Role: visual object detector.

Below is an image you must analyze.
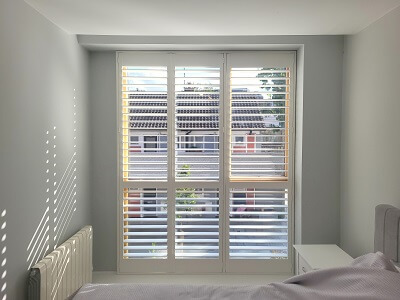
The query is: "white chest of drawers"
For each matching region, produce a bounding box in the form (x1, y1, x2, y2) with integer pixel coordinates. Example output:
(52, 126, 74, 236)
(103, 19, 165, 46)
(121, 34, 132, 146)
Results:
(293, 244, 353, 275)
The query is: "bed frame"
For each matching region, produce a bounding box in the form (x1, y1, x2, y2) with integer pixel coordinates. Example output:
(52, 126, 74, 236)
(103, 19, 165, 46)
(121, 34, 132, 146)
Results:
(28, 205, 400, 300)
(28, 226, 92, 300)
(374, 204, 400, 265)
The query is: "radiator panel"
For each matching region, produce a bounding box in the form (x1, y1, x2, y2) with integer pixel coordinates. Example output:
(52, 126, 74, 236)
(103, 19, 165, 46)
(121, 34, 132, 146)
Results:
(28, 226, 92, 300)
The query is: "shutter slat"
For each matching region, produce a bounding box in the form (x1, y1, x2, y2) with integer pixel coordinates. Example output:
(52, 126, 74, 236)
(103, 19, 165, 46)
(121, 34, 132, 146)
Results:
(176, 246, 219, 250)
(230, 253, 287, 257)
(230, 239, 287, 243)
(174, 253, 218, 257)
(175, 239, 218, 243)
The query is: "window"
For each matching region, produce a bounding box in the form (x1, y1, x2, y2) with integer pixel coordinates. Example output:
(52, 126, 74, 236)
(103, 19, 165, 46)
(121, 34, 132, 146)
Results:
(130, 136, 139, 143)
(143, 136, 157, 152)
(235, 136, 245, 143)
(118, 52, 295, 273)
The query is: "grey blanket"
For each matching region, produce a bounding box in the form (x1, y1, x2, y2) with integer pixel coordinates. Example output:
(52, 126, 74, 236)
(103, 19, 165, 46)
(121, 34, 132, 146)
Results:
(74, 252, 400, 300)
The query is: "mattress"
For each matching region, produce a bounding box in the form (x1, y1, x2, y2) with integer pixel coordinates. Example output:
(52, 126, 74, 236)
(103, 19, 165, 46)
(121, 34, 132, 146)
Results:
(74, 252, 400, 300)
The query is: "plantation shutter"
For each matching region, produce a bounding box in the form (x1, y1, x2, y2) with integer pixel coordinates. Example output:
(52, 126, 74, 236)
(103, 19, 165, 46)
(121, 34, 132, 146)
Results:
(174, 65, 221, 259)
(118, 52, 295, 274)
(225, 52, 294, 273)
(172, 53, 224, 273)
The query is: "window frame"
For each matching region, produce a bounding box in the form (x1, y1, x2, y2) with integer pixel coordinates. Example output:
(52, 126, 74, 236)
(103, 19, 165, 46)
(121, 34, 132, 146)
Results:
(117, 51, 296, 274)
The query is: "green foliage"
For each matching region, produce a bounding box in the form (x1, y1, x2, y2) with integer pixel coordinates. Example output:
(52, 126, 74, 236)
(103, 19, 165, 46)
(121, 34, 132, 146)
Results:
(176, 164, 198, 219)
(149, 242, 157, 254)
(257, 68, 288, 128)
(177, 164, 191, 177)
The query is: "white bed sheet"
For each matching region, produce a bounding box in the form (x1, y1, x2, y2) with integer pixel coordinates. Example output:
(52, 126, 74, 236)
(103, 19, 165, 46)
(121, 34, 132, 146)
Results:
(73, 252, 400, 300)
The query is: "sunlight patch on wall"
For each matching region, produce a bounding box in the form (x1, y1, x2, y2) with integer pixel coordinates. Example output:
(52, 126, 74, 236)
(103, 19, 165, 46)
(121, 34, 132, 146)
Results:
(54, 91, 78, 247)
(27, 90, 79, 270)
(0, 209, 7, 300)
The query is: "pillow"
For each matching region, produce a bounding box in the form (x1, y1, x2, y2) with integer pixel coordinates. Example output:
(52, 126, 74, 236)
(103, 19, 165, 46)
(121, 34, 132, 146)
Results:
(351, 252, 398, 272)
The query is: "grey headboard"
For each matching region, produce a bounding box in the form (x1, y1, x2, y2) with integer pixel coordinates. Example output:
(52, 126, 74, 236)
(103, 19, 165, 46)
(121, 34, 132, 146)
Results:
(375, 204, 400, 263)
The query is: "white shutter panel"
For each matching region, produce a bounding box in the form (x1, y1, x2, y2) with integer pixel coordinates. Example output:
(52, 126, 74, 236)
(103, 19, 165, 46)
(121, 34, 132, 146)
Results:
(173, 65, 222, 260)
(225, 52, 294, 273)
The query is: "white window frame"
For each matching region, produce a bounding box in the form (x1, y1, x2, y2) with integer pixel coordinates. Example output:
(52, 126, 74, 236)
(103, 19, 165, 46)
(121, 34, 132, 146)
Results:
(117, 51, 296, 274)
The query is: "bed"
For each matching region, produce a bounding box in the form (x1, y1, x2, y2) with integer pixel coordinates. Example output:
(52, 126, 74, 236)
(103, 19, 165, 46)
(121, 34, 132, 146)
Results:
(30, 205, 400, 300)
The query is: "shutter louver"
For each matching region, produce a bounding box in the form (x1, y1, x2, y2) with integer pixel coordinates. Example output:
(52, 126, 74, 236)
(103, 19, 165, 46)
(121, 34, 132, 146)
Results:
(229, 188, 288, 259)
(123, 188, 168, 259)
(175, 188, 219, 259)
(175, 67, 220, 181)
(122, 66, 168, 181)
(229, 68, 290, 180)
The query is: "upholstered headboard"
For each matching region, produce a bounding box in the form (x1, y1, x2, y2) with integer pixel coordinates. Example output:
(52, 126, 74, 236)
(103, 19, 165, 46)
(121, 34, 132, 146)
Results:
(375, 204, 400, 264)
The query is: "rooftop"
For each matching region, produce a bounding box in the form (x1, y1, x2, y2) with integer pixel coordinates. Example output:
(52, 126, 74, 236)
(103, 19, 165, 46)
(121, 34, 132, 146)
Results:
(128, 93, 280, 130)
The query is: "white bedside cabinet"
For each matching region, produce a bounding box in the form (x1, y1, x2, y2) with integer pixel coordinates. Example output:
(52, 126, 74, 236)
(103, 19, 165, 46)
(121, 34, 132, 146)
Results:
(293, 244, 353, 275)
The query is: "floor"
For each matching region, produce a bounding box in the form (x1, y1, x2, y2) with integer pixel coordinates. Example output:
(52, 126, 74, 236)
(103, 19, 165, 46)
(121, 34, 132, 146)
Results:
(93, 272, 291, 285)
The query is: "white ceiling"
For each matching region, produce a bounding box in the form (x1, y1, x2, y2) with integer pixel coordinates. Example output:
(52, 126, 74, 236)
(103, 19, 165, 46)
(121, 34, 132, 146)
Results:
(25, 0, 400, 36)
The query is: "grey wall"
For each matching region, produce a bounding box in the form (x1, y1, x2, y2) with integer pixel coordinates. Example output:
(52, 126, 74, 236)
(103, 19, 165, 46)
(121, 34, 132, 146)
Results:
(89, 35, 343, 271)
(341, 6, 400, 258)
(0, 1, 91, 299)
(89, 52, 118, 271)
(299, 37, 343, 245)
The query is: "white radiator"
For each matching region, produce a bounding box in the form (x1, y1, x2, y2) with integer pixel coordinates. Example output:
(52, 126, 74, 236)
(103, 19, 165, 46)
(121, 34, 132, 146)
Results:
(29, 226, 93, 300)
